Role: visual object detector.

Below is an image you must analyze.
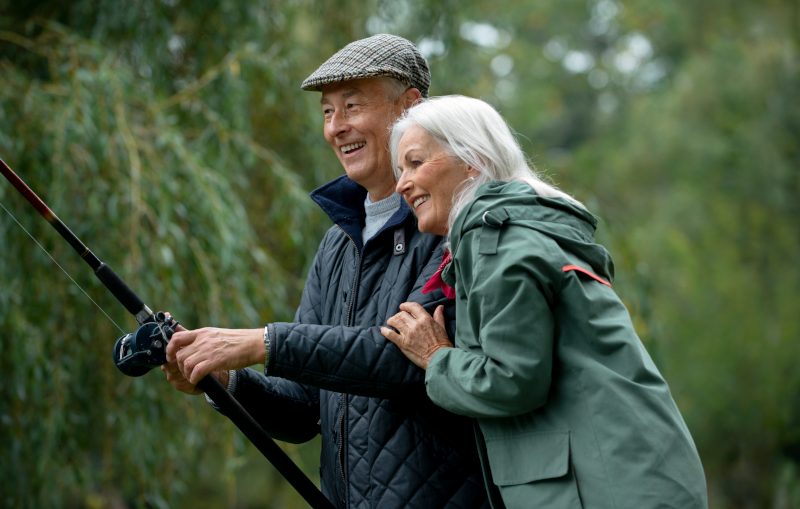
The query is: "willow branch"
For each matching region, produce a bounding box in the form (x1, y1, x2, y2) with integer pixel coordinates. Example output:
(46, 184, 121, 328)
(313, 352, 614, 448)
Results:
(158, 50, 241, 111)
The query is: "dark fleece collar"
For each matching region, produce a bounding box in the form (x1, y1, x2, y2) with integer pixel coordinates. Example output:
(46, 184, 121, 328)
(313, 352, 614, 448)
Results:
(310, 174, 412, 251)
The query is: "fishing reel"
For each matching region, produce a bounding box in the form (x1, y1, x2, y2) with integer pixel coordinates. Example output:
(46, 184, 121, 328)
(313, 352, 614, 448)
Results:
(112, 311, 179, 377)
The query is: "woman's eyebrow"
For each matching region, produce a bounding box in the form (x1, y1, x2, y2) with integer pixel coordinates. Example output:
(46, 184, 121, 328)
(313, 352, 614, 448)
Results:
(402, 148, 420, 160)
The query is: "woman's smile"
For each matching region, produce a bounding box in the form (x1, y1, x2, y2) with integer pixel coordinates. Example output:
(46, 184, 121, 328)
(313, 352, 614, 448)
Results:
(413, 195, 431, 209)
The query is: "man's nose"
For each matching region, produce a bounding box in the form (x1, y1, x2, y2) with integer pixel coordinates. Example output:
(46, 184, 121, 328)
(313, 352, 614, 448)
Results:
(327, 110, 350, 138)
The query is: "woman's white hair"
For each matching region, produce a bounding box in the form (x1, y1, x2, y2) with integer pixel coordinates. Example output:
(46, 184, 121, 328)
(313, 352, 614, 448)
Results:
(389, 95, 585, 235)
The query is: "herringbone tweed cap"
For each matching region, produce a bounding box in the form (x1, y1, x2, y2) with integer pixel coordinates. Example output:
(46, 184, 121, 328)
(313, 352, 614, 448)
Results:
(301, 34, 430, 97)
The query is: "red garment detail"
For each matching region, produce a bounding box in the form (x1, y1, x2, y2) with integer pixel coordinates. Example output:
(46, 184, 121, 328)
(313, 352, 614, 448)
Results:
(422, 251, 455, 299)
(562, 265, 612, 287)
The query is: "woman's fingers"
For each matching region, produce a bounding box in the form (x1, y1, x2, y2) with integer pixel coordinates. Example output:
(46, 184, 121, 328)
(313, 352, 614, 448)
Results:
(399, 301, 429, 320)
(387, 311, 413, 332)
(380, 327, 402, 344)
(384, 302, 453, 370)
(433, 305, 446, 329)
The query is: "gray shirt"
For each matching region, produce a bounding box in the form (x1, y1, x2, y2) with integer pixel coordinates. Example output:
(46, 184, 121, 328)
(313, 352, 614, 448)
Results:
(362, 192, 402, 243)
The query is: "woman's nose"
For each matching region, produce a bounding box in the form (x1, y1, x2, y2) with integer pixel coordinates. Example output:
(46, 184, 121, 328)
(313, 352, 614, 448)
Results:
(395, 172, 412, 196)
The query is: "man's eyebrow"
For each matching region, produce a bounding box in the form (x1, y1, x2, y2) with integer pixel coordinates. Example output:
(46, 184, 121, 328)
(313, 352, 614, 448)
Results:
(320, 88, 363, 104)
(341, 89, 362, 99)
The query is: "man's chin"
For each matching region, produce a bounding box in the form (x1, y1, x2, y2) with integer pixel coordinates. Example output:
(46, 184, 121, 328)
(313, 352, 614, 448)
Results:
(343, 162, 378, 185)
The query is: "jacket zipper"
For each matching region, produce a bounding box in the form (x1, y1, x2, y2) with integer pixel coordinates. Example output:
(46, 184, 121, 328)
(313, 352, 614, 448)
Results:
(338, 393, 348, 501)
(336, 225, 362, 507)
(338, 225, 361, 327)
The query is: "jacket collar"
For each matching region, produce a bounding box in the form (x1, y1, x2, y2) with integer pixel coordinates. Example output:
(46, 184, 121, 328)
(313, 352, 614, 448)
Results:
(310, 174, 412, 251)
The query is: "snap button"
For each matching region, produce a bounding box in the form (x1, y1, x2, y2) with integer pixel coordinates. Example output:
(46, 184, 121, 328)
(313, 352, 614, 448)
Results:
(482, 210, 503, 228)
(395, 243, 403, 252)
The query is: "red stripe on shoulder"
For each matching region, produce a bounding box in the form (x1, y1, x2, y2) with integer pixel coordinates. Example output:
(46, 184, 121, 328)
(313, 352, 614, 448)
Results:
(562, 265, 612, 287)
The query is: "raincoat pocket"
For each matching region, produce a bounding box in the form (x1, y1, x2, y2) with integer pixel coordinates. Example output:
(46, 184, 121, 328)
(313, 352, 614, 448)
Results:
(485, 430, 582, 509)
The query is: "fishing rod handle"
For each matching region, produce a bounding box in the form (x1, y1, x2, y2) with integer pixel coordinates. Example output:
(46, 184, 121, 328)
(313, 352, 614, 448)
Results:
(94, 262, 152, 323)
(197, 375, 336, 509)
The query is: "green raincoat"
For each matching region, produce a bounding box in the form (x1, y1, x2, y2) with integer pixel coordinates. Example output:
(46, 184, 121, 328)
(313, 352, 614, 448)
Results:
(426, 180, 707, 509)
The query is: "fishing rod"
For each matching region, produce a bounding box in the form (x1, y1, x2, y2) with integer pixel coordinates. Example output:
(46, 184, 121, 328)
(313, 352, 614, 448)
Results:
(0, 157, 334, 509)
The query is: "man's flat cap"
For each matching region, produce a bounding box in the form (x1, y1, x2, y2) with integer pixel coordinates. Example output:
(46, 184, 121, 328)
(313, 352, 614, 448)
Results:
(301, 34, 430, 97)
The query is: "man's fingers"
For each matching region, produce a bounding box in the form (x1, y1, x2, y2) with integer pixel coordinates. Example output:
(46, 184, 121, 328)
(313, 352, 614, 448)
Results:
(189, 360, 213, 385)
(163, 312, 188, 333)
(166, 330, 196, 361)
(164, 364, 187, 382)
(172, 379, 201, 394)
(161, 359, 181, 374)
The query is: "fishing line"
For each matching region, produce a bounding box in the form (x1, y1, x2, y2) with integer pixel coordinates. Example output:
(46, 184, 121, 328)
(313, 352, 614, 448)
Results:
(0, 199, 126, 334)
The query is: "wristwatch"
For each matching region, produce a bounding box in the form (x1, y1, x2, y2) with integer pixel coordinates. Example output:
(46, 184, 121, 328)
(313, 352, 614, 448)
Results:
(264, 325, 270, 368)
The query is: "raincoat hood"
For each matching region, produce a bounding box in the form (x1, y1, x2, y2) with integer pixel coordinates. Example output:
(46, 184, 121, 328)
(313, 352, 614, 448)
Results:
(444, 180, 615, 285)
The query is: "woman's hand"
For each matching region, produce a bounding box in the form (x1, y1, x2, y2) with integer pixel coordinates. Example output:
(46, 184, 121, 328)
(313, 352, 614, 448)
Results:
(381, 302, 453, 370)
(165, 325, 265, 385)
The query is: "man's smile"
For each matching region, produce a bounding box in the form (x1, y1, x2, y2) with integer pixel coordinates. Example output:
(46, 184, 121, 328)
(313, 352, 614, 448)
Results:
(341, 142, 366, 157)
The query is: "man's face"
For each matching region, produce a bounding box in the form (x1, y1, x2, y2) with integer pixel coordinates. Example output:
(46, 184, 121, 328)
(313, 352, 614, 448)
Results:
(320, 78, 407, 198)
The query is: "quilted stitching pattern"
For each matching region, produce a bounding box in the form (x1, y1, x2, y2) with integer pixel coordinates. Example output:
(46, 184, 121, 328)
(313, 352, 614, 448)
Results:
(268, 220, 489, 508)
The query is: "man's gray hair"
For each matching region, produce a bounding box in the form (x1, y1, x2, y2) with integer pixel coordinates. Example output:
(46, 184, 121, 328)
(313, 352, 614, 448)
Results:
(390, 95, 585, 236)
(380, 76, 411, 102)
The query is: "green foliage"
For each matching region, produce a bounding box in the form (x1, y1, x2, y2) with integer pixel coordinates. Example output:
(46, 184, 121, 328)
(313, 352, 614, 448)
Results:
(0, 15, 324, 509)
(0, 0, 798, 507)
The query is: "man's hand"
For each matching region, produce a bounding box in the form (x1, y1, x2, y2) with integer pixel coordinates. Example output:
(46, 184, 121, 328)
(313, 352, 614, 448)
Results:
(165, 325, 265, 385)
(158, 317, 230, 395)
(161, 359, 229, 395)
(381, 302, 453, 370)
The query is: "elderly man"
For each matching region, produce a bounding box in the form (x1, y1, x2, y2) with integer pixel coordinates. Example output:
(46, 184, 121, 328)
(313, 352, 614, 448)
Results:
(162, 35, 489, 509)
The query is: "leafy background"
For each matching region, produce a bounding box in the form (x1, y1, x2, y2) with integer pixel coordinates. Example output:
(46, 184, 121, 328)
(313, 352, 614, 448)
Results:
(0, 0, 798, 507)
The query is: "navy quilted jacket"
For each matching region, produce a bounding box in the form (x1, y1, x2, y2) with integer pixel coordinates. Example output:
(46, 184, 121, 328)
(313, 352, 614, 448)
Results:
(226, 176, 488, 509)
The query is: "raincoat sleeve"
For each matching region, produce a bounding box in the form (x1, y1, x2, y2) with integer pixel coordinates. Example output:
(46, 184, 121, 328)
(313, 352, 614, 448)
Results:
(424, 227, 562, 418)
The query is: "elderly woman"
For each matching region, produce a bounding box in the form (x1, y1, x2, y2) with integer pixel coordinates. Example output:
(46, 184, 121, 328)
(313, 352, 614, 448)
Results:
(380, 96, 707, 509)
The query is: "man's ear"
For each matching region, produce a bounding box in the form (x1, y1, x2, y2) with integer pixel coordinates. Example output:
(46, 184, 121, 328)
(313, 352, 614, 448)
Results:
(400, 87, 422, 109)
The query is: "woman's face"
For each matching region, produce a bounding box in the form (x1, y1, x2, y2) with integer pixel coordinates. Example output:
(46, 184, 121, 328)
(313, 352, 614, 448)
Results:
(395, 125, 475, 236)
